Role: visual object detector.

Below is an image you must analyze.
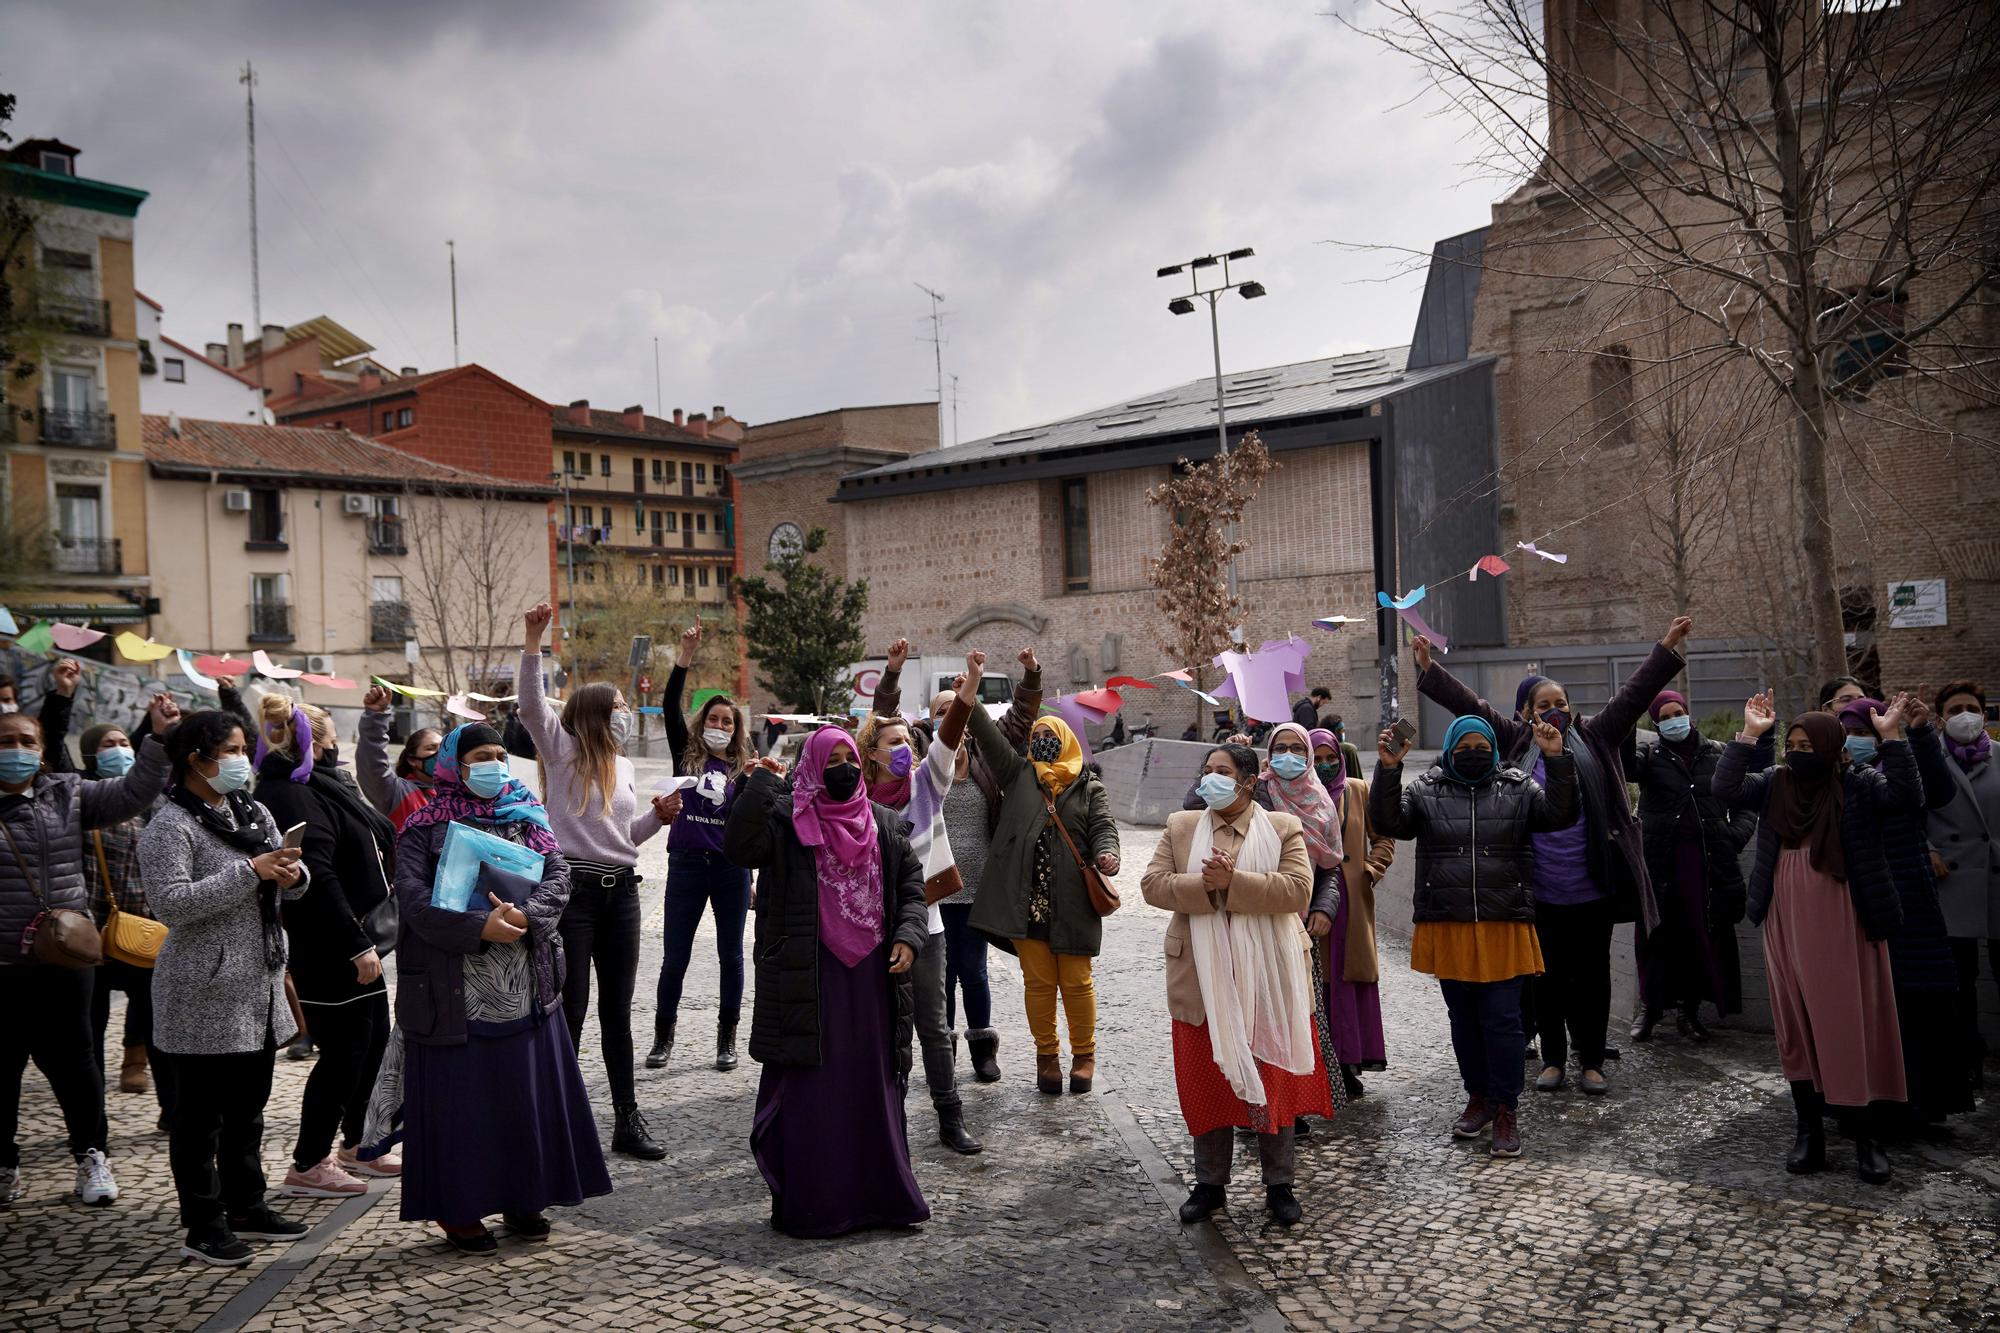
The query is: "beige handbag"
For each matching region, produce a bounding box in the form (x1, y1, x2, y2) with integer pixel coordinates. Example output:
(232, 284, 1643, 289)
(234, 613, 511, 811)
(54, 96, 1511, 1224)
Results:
(95, 831, 167, 968)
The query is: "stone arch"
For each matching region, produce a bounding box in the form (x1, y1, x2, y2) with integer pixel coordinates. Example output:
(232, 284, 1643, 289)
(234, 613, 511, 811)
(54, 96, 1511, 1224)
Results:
(947, 604, 1049, 642)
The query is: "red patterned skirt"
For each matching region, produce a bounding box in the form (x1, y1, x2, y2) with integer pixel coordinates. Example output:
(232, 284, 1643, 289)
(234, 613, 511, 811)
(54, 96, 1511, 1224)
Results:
(1172, 1018, 1336, 1137)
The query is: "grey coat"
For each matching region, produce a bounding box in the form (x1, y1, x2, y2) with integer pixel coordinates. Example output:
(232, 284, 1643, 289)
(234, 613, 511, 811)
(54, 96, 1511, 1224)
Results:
(142, 799, 308, 1055)
(1930, 753, 1999, 939)
(0, 737, 171, 966)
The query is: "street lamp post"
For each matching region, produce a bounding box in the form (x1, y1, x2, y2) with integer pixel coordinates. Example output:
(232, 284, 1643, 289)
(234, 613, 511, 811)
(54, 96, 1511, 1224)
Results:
(1157, 248, 1266, 647)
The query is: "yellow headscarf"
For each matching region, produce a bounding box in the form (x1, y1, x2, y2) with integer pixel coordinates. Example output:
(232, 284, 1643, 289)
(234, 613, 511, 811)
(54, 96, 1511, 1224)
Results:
(1030, 716, 1085, 798)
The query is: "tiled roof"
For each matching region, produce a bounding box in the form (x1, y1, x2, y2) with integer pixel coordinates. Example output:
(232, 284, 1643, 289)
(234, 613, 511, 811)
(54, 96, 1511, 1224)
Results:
(142, 415, 551, 496)
(553, 406, 732, 449)
(272, 367, 456, 415)
(134, 289, 163, 311)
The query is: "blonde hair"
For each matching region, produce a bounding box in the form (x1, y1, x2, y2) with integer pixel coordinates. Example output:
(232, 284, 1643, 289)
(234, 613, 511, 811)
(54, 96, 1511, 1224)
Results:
(558, 682, 622, 818)
(855, 714, 911, 787)
(258, 692, 333, 759)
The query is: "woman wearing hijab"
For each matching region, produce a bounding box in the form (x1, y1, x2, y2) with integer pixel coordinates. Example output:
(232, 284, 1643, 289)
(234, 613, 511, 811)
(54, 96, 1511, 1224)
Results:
(1833, 693, 1971, 1127)
(1370, 712, 1574, 1159)
(725, 725, 930, 1238)
(967, 710, 1121, 1095)
(1714, 693, 1916, 1183)
(356, 685, 438, 830)
(1144, 742, 1323, 1225)
(520, 603, 672, 1160)
(1928, 681, 1997, 1089)
(251, 696, 401, 1199)
(382, 721, 606, 1256)
(78, 720, 171, 1110)
(1302, 727, 1393, 1097)
(1629, 692, 1760, 1041)
(1256, 725, 1342, 1124)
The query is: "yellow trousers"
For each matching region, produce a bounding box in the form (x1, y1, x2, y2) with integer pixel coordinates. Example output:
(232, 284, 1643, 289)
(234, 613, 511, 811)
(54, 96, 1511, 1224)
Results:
(1015, 939, 1096, 1058)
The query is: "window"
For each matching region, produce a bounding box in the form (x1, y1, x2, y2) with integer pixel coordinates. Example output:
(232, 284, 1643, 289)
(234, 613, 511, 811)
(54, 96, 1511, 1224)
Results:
(563, 450, 576, 476)
(665, 511, 679, 532)
(651, 512, 665, 544)
(1823, 286, 1909, 398)
(579, 505, 595, 528)
(1590, 345, 1635, 450)
(714, 465, 726, 487)
(250, 573, 291, 640)
(38, 150, 75, 176)
(600, 454, 611, 477)
(565, 504, 577, 527)
(697, 567, 710, 588)
(652, 459, 664, 482)
(681, 461, 693, 483)
(695, 463, 706, 484)
(42, 247, 91, 270)
(252, 573, 286, 606)
(696, 513, 707, 534)
(396, 408, 413, 428)
(633, 458, 645, 492)
(635, 503, 645, 531)
(652, 565, 664, 587)
(53, 486, 101, 570)
(248, 488, 285, 545)
(162, 358, 186, 383)
(668, 566, 680, 585)
(382, 410, 395, 432)
(1060, 477, 1090, 592)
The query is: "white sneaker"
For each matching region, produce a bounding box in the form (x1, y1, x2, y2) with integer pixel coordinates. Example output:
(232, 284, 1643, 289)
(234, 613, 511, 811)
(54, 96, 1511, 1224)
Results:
(2, 1166, 21, 1206)
(74, 1149, 118, 1206)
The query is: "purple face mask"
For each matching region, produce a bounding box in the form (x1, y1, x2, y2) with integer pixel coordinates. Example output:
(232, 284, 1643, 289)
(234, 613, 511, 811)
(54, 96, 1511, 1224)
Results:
(886, 744, 914, 778)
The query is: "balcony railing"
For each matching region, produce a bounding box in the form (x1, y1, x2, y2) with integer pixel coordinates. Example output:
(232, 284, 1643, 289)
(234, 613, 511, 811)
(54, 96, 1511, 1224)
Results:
(367, 517, 407, 555)
(49, 535, 121, 575)
(38, 295, 111, 337)
(249, 601, 293, 642)
(40, 406, 115, 450)
(370, 600, 413, 644)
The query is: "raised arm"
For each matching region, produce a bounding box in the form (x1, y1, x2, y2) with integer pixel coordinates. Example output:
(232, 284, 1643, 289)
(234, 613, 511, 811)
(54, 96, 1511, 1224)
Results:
(1412, 636, 1527, 756)
(871, 638, 910, 720)
(1355, 780, 1397, 884)
(998, 647, 1045, 749)
(1366, 728, 1423, 840)
(1713, 693, 1779, 810)
(1587, 618, 1691, 744)
(38, 659, 77, 773)
(1861, 696, 1922, 811)
(966, 700, 1027, 789)
(664, 621, 699, 757)
(516, 603, 570, 760)
(723, 764, 787, 869)
(1905, 715, 1958, 813)
(354, 689, 408, 819)
(79, 728, 171, 830)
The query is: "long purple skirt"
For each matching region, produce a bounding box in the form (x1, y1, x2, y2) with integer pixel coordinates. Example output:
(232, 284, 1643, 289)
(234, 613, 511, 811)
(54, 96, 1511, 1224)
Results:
(1635, 834, 1742, 1015)
(1325, 872, 1388, 1069)
(752, 940, 929, 1238)
(400, 1012, 612, 1227)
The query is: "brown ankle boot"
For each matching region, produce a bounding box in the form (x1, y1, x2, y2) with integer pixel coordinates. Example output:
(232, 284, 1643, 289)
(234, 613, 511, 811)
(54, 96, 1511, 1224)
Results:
(1069, 1053, 1096, 1094)
(1036, 1053, 1063, 1095)
(119, 1045, 150, 1095)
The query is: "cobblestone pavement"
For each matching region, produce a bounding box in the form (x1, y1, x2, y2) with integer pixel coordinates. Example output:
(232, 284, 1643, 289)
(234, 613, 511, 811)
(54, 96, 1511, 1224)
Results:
(5, 805, 1996, 1331)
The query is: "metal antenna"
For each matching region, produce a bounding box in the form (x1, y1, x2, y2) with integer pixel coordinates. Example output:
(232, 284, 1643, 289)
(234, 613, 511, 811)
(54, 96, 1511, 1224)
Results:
(447, 239, 460, 366)
(240, 61, 264, 394)
(653, 336, 663, 417)
(915, 282, 946, 445)
(950, 373, 960, 447)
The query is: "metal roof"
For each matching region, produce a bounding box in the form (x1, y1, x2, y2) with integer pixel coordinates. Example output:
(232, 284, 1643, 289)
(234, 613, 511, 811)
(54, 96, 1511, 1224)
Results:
(843, 345, 1471, 484)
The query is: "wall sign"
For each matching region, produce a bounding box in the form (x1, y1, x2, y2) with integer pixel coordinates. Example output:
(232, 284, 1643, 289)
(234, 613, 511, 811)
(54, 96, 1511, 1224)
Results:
(1885, 579, 1947, 629)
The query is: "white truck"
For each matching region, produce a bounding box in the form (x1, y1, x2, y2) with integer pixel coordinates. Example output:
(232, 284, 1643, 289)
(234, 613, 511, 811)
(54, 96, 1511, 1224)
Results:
(846, 656, 1016, 718)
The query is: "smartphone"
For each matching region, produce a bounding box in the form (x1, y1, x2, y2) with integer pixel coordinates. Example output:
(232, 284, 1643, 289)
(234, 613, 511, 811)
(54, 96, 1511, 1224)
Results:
(280, 822, 308, 851)
(1389, 718, 1418, 750)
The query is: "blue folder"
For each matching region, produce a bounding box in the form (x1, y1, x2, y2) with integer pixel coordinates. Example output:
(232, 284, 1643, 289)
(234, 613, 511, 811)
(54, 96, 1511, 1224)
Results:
(431, 821, 546, 914)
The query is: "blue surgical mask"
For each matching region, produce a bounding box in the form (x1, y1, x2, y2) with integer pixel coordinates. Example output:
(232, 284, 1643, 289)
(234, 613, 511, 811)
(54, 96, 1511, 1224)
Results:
(1844, 735, 1878, 765)
(465, 760, 511, 799)
(1196, 773, 1242, 809)
(1656, 716, 1693, 743)
(94, 745, 136, 777)
(0, 749, 41, 784)
(207, 753, 253, 794)
(1269, 753, 1309, 780)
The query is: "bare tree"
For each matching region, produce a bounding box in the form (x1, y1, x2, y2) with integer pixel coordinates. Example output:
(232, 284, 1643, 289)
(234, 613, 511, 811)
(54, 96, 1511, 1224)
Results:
(397, 486, 548, 701)
(1144, 431, 1276, 727)
(1357, 0, 2000, 680)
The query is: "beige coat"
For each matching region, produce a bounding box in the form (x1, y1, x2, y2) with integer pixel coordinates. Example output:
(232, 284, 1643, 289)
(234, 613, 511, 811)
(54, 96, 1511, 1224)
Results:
(1140, 805, 1313, 1026)
(1337, 776, 1397, 985)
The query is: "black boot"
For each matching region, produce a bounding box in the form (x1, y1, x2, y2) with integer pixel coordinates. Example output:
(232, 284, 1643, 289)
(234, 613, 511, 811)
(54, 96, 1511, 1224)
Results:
(1631, 1005, 1661, 1042)
(966, 1028, 1002, 1083)
(1265, 1184, 1302, 1226)
(1178, 1183, 1225, 1224)
(1786, 1081, 1825, 1175)
(645, 1020, 674, 1071)
(715, 1010, 739, 1073)
(1341, 1064, 1365, 1098)
(1854, 1116, 1892, 1185)
(1677, 1009, 1711, 1042)
(611, 1105, 667, 1161)
(936, 1102, 982, 1155)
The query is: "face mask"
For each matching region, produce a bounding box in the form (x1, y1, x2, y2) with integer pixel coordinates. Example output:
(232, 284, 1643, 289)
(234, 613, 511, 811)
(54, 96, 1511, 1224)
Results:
(422, 753, 439, 777)
(321, 744, 341, 768)
(1656, 716, 1693, 742)
(607, 710, 635, 750)
(1315, 761, 1342, 787)
(822, 763, 861, 802)
(0, 749, 39, 784)
(1944, 712, 1987, 743)
(702, 727, 732, 754)
(0, 703, 17, 715)
(1785, 750, 1829, 782)
(1196, 773, 1243, 809)
(206, 753, 253, 794)
(1269, 753, 1309, 780)
(885, 744, 914, 778)
(94, 745, 136, 778)
(1029, 734, 1062, 764)
(1449, 748, 1495, 783)
(1538, 707, 1570, 733)
(465, 760, 511, 799)
(1844, 735, 1878, 765)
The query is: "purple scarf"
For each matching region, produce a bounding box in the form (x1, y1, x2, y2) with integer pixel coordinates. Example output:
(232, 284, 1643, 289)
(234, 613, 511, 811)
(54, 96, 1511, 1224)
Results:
(1947, 729, 1993, 770)
(793, 727, 884, 968)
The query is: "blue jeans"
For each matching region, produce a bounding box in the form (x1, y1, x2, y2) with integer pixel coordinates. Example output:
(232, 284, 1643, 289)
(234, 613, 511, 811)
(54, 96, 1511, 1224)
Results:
(940, 903, 992, 1031)
(654, 849, 751, 1025)
(1439, 976, 1526, 1109)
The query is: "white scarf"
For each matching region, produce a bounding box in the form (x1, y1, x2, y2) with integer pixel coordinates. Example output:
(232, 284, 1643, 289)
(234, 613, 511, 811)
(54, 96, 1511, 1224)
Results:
(1187, 804, 1317, 1105)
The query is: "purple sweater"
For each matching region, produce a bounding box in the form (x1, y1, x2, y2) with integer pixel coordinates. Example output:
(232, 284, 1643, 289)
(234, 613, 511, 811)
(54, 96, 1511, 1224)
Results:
(1530, 753, 1602, 905)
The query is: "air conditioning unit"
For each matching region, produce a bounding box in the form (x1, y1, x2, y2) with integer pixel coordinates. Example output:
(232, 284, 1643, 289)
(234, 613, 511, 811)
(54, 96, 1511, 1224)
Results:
(341, 494, 371, 515)
(305, 654, 336, 674)
(223, 489, 252, 512)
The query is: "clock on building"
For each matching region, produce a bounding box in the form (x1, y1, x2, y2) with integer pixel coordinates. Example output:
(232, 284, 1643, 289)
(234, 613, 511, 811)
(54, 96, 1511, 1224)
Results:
(768, 522, 804, 562)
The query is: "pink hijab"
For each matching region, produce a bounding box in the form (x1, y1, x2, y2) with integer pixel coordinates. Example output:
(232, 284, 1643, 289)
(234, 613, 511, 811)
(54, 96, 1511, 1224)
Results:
(1264, 722, 1343, 870)
(792, 726, 884, 967)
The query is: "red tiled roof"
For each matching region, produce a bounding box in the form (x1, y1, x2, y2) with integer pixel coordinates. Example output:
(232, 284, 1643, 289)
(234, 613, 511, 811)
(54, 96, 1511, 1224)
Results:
(135, 289, 163, 311)
(158, 335, 257, 387)
(554, 406, 736, 450)
(141, 415, 552, 496)
(273, 364, 550, 418)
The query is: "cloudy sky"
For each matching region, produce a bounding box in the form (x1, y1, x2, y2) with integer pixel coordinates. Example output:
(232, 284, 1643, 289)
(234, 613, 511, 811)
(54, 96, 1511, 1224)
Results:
(7, 0, 1496, 443)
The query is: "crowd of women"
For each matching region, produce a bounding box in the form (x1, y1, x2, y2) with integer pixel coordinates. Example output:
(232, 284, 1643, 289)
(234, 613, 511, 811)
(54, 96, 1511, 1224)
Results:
(0, 602, 1991, 1260)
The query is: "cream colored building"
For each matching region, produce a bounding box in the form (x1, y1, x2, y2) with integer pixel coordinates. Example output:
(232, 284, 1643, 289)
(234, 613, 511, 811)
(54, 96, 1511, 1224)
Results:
(142, 415, 556, 709)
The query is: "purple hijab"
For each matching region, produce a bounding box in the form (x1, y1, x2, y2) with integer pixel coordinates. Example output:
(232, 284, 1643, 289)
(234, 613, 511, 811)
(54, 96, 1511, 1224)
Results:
(792, 726, 884, 968)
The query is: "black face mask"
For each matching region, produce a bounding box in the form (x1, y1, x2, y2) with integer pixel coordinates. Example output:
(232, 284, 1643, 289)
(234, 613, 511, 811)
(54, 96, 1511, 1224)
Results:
(822, 763, 861, 802)
(1785, 750, 1830, 783)
(1029, 734, 1062, 763)
(1449, 748, 1495, 783)
(1315, 761, 1342, 787)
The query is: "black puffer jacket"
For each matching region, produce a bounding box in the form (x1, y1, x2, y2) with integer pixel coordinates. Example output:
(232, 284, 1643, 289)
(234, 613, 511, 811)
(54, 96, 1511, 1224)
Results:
(1630, 733, 1764, 926)
(725, 767, 927, 1075)
(1368, 753, 1580, 923)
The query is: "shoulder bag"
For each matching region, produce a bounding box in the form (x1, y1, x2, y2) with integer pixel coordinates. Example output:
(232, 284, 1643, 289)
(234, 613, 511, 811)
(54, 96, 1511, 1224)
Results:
(94, 830, 167, 968)
(3, 820, 102, 968)
(1041, 789, 1120, 916)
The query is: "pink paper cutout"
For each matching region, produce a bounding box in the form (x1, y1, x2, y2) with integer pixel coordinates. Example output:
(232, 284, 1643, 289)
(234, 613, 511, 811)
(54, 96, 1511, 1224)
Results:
(49, 623, 106, 651)
(1073, 687, 1124, 715)
(300, 674, 358, 689)
(445, 695, 486, 721)
(1471, 554, 1510, 580)
(195, 654, 253, 678)
(1397, 607, 1450, 652)
(1105, 676, 1156, 690)
(1161, 669, 1193, 683)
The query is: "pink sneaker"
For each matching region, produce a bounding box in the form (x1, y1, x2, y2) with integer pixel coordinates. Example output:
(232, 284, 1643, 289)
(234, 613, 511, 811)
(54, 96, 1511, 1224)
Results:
(336, 1146, 401, 1178)
(281, 1158, 367, 1198)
